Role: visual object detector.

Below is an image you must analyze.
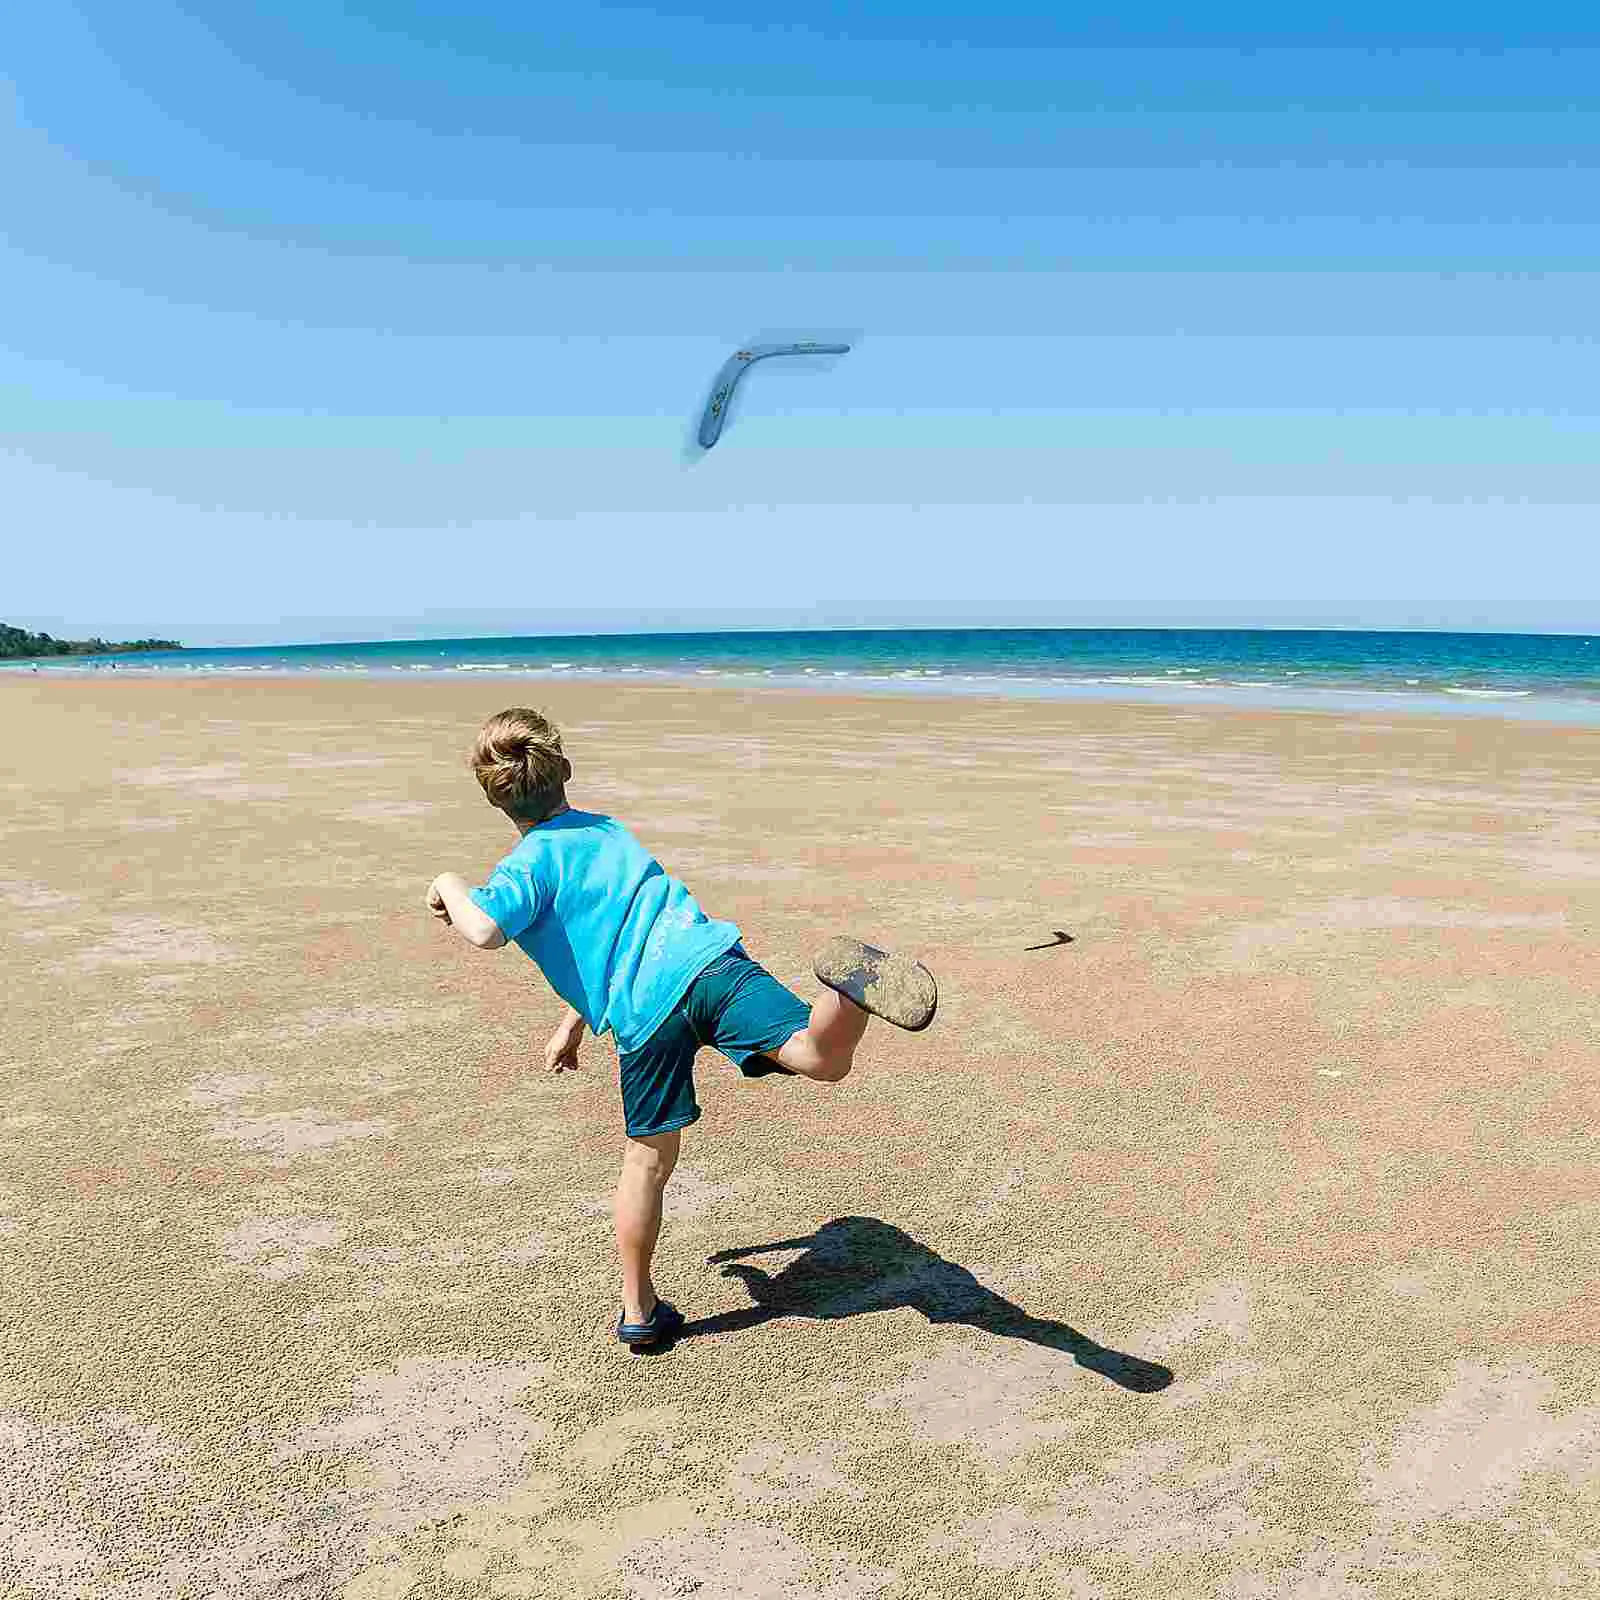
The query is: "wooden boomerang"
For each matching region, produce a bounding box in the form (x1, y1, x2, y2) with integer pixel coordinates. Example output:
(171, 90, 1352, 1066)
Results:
(1025, 931, 1075, 950)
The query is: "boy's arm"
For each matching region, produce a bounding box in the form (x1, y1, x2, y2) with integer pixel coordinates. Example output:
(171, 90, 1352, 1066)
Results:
(427, 872, 507, 950)
(544, 1003, 586, 1072)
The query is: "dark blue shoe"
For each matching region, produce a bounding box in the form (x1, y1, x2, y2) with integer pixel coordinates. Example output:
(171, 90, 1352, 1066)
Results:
(617, 1299, 684, 1348)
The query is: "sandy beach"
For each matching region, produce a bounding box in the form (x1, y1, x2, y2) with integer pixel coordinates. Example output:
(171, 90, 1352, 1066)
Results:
(3, 673, 1597, 1599)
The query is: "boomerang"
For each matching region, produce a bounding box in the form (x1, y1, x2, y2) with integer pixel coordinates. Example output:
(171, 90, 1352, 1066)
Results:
(696, 342, 852, 449)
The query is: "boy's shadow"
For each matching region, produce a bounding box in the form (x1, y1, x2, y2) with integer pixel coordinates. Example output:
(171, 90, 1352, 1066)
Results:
(677, 1216, 1173, 1394)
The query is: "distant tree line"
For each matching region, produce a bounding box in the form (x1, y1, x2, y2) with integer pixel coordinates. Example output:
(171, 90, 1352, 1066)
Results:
(1, 623, 183, 659)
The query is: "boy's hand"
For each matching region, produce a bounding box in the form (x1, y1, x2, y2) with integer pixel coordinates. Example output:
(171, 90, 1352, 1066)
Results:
(544, 1027, 582, 1074)
(426, 872, 506, 950)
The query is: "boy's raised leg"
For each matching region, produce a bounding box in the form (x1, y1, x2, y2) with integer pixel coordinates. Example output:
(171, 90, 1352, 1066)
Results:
(772, 941, 936, 1081)
(616, 1129, 680, 1329)
(772, 985, 871, 1082)
(813, 938, 938, 1032)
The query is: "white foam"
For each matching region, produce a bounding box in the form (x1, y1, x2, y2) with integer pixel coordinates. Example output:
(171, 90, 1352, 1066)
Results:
(1444, 686, 1532, 698)
(1086, 675, 1206, 688)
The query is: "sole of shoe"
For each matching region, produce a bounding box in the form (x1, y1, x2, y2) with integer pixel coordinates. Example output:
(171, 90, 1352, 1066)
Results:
(813, 938, 937, 1032)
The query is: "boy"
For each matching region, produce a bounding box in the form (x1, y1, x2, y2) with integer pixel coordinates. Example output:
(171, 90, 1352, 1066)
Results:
(426, 708, 937, 1349)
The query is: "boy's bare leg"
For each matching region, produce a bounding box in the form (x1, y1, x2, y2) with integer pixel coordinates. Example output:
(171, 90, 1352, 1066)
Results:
(772, 987, 870, 1083)
(616, 1129, 680, 1324)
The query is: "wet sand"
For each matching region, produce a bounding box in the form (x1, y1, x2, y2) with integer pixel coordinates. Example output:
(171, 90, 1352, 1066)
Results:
(3, 674, 1597, 1599)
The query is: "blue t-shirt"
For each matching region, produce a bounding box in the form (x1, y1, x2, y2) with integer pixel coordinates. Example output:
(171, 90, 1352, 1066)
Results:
(468, 810, 741, 1054)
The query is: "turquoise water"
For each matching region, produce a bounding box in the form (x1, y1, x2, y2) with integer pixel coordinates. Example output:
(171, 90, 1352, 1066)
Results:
(14, 629, 1600, 723)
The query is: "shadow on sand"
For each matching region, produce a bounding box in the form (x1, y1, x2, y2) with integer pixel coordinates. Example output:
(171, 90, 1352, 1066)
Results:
(671, 1215, 1173, 1394)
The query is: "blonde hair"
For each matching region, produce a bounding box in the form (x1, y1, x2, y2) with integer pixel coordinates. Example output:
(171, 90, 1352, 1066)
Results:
(470, 708, 568, 821)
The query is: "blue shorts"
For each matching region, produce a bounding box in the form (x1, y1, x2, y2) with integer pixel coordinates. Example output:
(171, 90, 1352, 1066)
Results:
(617, 946, 811, 1138)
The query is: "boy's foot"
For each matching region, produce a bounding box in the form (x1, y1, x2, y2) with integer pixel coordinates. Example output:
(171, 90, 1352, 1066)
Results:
(813, 938, 938, 1032)
(617, 1299, 684, 1349)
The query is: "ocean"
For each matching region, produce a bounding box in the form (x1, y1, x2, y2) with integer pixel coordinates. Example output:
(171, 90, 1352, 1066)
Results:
(13, 629, 1600, 724)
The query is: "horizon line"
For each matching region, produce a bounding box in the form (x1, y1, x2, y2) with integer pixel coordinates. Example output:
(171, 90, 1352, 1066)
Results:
(79, 620, 1600, 651)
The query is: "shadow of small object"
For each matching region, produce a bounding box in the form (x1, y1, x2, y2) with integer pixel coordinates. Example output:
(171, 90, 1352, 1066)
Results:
(680, 1216, 1172, 1395)
(1025, 930, 1075, 951)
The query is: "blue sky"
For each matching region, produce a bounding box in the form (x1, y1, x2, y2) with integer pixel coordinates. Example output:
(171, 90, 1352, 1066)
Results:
(5, 3, 1599, 643)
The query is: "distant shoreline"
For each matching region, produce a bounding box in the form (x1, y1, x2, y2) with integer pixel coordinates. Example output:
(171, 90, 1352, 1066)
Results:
(0, 622, 183, 661)
(7, 625, 1599, 724)
(7, 658, 1600, 728)
(3, 644, 184, 660)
